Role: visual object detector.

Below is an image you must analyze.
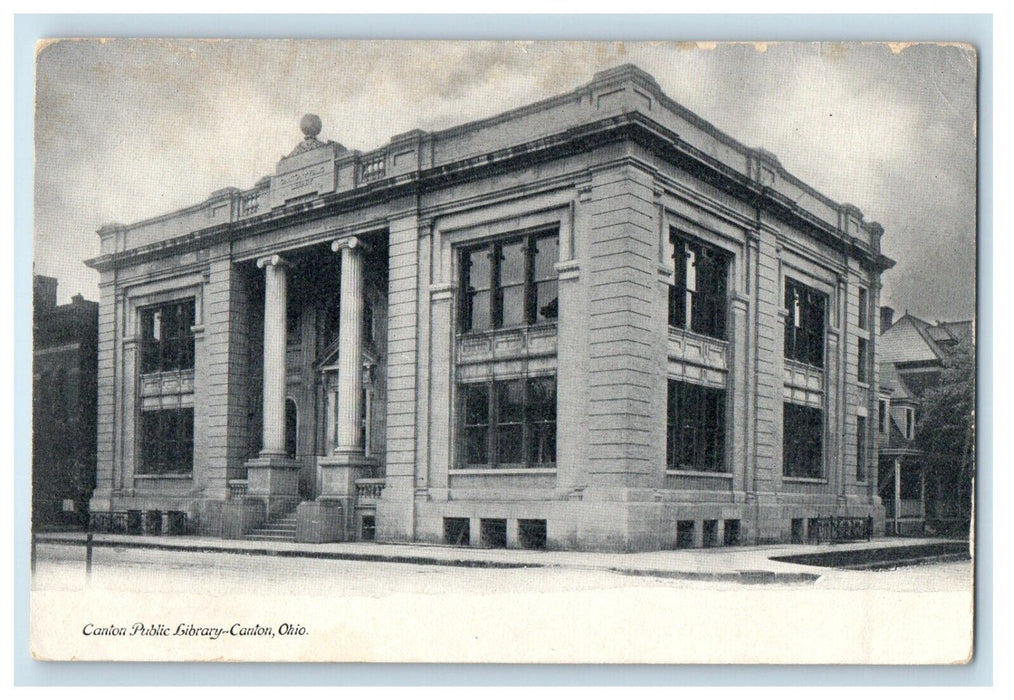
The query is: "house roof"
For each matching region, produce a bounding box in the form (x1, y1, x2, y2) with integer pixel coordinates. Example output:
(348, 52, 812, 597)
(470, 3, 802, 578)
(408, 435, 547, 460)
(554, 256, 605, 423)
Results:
(880, 314, 945, 366)
(879, 313, 974, 368)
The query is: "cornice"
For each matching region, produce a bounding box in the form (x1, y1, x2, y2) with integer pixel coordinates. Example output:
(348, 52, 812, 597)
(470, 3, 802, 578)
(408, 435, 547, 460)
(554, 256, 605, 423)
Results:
(87, 111, 886, 274)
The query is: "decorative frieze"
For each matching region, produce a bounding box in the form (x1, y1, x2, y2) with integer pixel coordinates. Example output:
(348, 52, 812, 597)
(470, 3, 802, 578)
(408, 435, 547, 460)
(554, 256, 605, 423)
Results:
(667, 326, 728, 372)
(139, 369, 195, 398)
(456, 324, 558, 366)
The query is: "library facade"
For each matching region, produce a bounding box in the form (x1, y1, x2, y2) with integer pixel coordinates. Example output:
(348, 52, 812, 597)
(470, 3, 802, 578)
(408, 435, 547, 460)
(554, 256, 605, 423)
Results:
(86, 65, 894, 550)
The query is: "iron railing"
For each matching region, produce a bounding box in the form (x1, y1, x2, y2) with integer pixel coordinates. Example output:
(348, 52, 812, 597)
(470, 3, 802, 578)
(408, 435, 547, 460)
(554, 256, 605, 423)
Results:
(807, 516, 873, 544)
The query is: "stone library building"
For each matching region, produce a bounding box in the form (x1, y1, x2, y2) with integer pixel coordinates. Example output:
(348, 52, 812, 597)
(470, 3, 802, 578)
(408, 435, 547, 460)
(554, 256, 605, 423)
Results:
(86, 65, 894, 551)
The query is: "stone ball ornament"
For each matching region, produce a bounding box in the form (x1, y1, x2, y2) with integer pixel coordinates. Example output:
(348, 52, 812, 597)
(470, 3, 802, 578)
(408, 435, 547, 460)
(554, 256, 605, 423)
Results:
(300, 113, 322, 138)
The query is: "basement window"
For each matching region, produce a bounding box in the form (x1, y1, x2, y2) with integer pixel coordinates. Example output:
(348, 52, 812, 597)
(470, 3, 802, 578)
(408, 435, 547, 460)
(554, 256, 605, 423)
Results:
(443, 518, 470, 546)
(518, 519, 547, 550)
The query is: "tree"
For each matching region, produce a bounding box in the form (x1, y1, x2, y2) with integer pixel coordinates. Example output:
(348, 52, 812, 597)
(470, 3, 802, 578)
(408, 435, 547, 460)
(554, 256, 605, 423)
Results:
(912, 340, 975, 533)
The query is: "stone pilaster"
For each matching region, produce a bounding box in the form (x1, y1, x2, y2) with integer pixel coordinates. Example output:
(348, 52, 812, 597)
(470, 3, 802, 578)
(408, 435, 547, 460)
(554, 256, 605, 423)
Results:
(376, 213, 422, 542)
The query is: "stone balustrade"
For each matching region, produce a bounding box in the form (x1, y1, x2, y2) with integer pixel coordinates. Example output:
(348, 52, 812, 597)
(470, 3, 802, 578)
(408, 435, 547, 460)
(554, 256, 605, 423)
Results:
(359, 152, 386, 184)
(355, 478, 385, 506)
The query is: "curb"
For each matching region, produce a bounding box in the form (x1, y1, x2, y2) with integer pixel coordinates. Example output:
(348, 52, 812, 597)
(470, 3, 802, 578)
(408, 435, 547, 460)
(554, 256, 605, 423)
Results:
(609, 567, 820, 584)
(33, 535, 543, 570)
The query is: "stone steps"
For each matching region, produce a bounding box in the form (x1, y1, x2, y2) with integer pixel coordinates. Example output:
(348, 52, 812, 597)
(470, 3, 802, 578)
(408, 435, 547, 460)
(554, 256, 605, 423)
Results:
(245, 513, 298, 542)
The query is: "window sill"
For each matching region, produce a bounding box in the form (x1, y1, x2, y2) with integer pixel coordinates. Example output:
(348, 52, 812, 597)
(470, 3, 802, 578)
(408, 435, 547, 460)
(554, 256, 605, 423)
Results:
(667, 325, 729, 346)
(450, 468, 557, 475)
(783, 358, 824, 373)
(666, 469, 732, 478)
(134, 473, 193, 480)
(782, 476, 828, 484)
(458, 322, 558, 339)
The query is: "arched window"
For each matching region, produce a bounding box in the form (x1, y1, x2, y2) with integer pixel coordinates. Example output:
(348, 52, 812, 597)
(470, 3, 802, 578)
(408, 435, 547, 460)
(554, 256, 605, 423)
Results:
(285, 398, 298, 458)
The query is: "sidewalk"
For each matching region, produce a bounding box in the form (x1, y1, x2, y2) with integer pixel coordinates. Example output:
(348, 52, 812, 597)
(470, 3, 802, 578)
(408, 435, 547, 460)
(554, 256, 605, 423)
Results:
(34, 531, 968, 584)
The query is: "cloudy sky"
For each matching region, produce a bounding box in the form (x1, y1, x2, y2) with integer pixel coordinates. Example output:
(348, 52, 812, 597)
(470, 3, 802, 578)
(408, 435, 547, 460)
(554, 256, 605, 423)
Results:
(34, 39, 977, 320)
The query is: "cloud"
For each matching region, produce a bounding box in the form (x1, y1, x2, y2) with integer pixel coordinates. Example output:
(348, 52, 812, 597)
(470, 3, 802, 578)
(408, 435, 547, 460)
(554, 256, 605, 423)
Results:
(33, 40, 976, 320)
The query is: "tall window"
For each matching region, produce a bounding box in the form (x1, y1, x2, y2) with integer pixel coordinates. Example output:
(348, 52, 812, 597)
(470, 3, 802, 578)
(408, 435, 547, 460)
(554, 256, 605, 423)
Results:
(138, 407, 194, 475)
(667, 380, 726, 472)
(856, 415, 867, 481)
(784, 279, 826, 367)
(783, 402, 823, 478)
(879, 399, 888, 434)
(669, 233, 729, 339)
(858, 286, 869, 330)
(459, 231, 559, 332)
(858, 337, 869, 383)
(285, 399, 298, 458)
(458, 376, 556, 469)
(904, 407, 915, 440)
(140, 299, 195, 373)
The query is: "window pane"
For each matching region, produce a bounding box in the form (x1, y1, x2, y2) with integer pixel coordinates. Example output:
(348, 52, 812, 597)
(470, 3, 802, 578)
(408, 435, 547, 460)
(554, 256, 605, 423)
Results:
(140, 412, 158, 472)
(528, 422, 556, 464)
(666, 422, 676, 468)
(856, 415, 867, 480)
(467, 248, 491, 291)
(466, 427, 489, 464)
(469, 289, 491, 331)
(685, 245, 697, 292)
(162, 328, 180, 369)
(669, 284, 686, 329)
(858, 287, 869, 330)
(497, 425, 524, 464)
(526, 378, 556, 421)
(500, 285, 525, 327)
(499, 240, 526, 286)
(464, 384, 489, 425)
(181, 407, 194, 469)
(496, 380, 525, 423)
(535, 280, 558, 321)
(533, 234, 558, 281)
(858, 338, 869, 383)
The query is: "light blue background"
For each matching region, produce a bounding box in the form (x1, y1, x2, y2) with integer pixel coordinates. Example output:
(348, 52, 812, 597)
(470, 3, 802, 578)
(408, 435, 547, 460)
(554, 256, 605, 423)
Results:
(13, 13, 992, 686)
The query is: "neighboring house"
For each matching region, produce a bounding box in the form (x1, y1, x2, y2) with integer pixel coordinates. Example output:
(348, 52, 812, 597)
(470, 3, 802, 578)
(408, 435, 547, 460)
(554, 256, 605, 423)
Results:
(878, 308, 974, 535)
(32, 275, 99, 529)
(84, 65, 894, 551)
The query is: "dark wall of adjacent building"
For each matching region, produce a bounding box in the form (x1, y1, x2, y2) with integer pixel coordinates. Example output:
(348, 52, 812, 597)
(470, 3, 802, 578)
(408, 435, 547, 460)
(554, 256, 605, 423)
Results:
(33, 275, 99, 529)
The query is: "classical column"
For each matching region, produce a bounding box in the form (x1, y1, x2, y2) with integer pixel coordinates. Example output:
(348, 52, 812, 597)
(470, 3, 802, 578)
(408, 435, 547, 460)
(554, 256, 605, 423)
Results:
(256, 254, 290, 457)
(227, 254, 296, 536)
(331, 237, 368, 455)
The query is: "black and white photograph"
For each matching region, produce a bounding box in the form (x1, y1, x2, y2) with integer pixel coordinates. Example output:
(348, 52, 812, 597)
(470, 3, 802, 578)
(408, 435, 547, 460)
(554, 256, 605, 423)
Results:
(28, 38, 977, 664)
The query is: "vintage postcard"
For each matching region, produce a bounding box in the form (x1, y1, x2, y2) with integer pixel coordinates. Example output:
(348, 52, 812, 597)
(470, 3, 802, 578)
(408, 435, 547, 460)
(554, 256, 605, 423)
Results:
(29, 39, 976, 664)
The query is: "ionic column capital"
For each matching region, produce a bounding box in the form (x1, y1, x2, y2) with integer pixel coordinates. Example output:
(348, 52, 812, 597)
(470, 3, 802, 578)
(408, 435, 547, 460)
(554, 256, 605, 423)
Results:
(256, 254, 291, 269)
(331, 236, 372, 254)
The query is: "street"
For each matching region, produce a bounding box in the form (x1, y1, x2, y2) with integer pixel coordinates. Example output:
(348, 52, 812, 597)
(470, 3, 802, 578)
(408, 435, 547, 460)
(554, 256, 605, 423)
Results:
(29, 541, 973, 664)
(31, 541, 972, 596)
